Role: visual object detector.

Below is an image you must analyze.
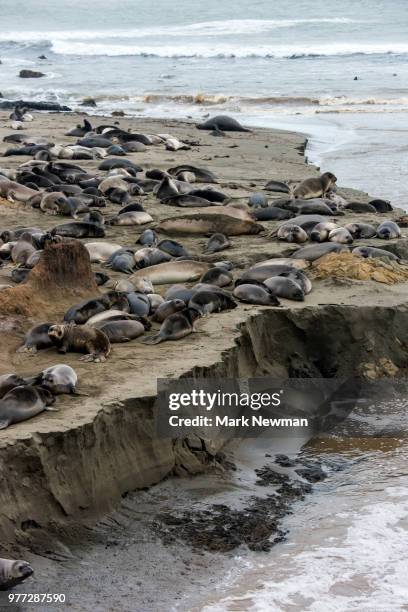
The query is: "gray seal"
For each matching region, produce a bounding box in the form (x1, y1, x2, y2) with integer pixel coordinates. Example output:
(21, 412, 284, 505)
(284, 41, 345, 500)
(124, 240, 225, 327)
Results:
(293, 172, 337, 199)
(248, 193, 268, 208)
(0, 374, 26, 399)
(253, 206, 295, 221)
(233, 283, 280, 306)
(40, 364, 78, 394)
(310, 221, 338, 242)
(0, 558, 34, 590)
(344, 223, 377, 239)
(142, 307, 201, 345)
(51, 222, 105, 238)
(277, 224, 308, 243)
(151, 299, 186, 322)
(329, 228, 353, 244)
(0, 385, 56, 429)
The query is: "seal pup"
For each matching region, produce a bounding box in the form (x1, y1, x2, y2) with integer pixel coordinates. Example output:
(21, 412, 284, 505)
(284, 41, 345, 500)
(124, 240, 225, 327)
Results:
(108, 211, 153, 226)
(200, 267, 233, 287)
(189, 289, 237, 315)
(344, 201, 377, 214)
(105, 249, 135, 274)
(0, 385, 56, 429)
(126, 292, 151, 316)
(369, 199, 393, 213)
(344, 223, 377, 239)
(134, 247, 172, 268)
(263, 277, 305, 301)
(51, 222, 105, 238)
(376, 220, 401, 239)
(290, 243, 349, 261)
(64, 292, 128, 324)
(164, 284, 195, 303)
(40, 364, 78, 394)
(352, 246, 399, 261)
(277, 224, 308, 243)
(248, 193, 268, 208)
(151, 299, 185, 323)
(196, 115, 251, 132)
(17, 323, 53, 353)
(328, 228, 353, 244)
(253, 206, 295, 221)
(142, 307, 201, 344)
(168, 165, 218, 183)
(137, 229, 158, 246)
(85, 242, 122, 263)
(0, 558, 33, 590)
(95, 320, 145, 343)
(48, 323, 111, 362)
(233, 284, 280, 306)
(287, 199, 336, 216)
(205, 233, 231, 253)
(0, 374, 26, 399)
(264, 180, 290, 194)
(157, 239, 189, 258)
(293, 172, 337, 199)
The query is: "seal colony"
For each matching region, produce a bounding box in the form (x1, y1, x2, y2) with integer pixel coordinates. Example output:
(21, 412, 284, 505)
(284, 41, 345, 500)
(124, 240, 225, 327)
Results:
(0, 110, 407, 583)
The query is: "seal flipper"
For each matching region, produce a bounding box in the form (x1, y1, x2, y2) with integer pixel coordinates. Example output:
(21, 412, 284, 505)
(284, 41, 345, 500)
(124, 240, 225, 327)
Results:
(141, 333, 163, 345)
(0, 418, 10, 429)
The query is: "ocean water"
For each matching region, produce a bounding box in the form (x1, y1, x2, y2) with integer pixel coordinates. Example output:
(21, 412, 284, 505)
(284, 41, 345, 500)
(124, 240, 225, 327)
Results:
(1, 0, 408, 202)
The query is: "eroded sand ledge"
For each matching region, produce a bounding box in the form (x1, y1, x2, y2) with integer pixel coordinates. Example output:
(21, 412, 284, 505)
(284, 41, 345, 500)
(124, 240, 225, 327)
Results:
(0, 112, 407, 548)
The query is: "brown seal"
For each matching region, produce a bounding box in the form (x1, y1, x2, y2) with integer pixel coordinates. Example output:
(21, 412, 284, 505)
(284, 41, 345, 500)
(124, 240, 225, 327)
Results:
(48, 322, 111, 362)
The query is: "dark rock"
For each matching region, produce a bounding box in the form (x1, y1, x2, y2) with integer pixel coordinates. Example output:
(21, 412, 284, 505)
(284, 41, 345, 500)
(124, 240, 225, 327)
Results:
(295, 466, 326, 483)
(274, 454, 296, 467)
(19, 69, 45, 79)
(112, 110, 125, 117)
(38, 55, 47, 60)
(81, 97, 97, 107)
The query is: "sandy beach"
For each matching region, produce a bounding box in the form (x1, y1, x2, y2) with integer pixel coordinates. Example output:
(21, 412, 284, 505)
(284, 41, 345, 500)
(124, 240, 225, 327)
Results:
(1, 110, 408, 610)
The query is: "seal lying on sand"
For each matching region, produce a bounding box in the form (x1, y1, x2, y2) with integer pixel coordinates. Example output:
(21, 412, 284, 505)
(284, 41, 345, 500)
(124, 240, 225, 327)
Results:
(0, 558, 33, 590)
(293, 172, 337, 199)
(0, 385, 56, 429)
(196, 115, 250, 132)
(156, 214, 263, 236)
(376, 220, 401, 239)
(130, 261, 211, 285)
(142, 307, 201, 345)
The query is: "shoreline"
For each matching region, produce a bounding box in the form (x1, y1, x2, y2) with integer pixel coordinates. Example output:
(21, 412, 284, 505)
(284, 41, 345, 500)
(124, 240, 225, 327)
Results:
(1, 111, 408, 608)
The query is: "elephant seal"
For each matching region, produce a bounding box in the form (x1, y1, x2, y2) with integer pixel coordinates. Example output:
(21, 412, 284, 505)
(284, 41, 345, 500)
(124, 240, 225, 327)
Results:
(250, 258, 309, 270)
(233, 284, 280, 306)
(369, 199, 393, 213)
(248, 193, 268, 208)
(142, 307, 201, 344)
(196, 115, 250, 132)
(189, 289, 237, 315)
(168, 165, 218, 184)
(151, 299, 186, 322)
(96, 320, 145, 343)
(279, 270, 312, 294)
(119, 202, 146, 214)
(156, 214, 263, 236)
(287, 199, 336, 216)
(11, 239, 36, 265)
(134, 247, 172, 268)
(376, 220, 401, 239)
(85, 242, 122, 263)
(310, 221, 338, 242)
(263, 276, 305, 301)
(291, 243, 349, 261)
(164, 194, 216, 208)
(17, 322, 53, 353)
(40, 364, 78, 394)
(205, 233, 231, 253)
(344, 201, 377, 214)
(137, 229, 158, 246)
(277, 224, 308, 243)
(130, 261, 211, 285)
(293, 172, 337, 199)
(157, 239, 189, 258)
(329, 228, 353, 244)
(125, 292, 150, 316)
(352, 246, 399, 261)
(51, 222, 105, 238)
(0, 558, 33, 589)
(253, 206, 295, 221)
(344, 223, 377, 239)
(48, 323, 111, 362)
(0, 385, 56, 429)
(164, 284, 195, 303)
(86, 309, 148, 327)
(0, 374, 26, 399)
(108, 211, 153, 226)
(132, 277, 154, 294)
(147, 293, 165, 312)
(264, 180, 290, 194)
(281, 215, 328, 232)
(105, 250, 135, 274)
(64, 292, 127, 324)
(200, 267, 233, 287)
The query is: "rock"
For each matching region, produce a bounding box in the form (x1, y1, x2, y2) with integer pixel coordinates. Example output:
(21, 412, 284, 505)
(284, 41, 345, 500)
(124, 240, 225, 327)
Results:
(112, 110, 125, 117)
(81, 97, 97, 107)
(38, 55, 47, 60)
(19, 70, 45, 78)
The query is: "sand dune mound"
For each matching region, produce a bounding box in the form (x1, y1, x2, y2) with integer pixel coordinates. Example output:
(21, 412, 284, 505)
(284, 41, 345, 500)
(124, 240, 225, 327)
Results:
(0, 240, 99, 317)
(312, 251, 408, 285)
